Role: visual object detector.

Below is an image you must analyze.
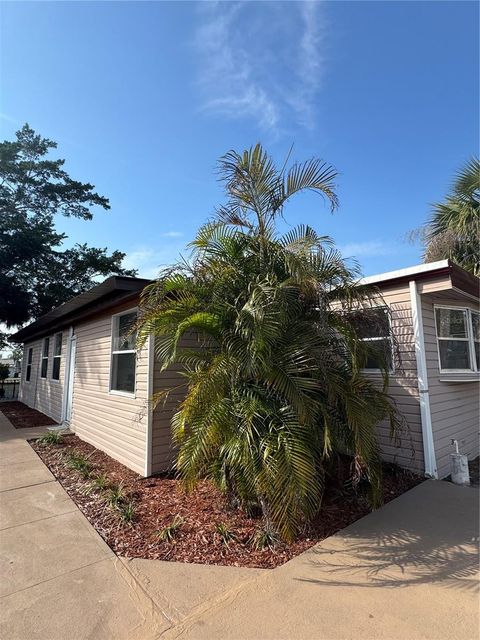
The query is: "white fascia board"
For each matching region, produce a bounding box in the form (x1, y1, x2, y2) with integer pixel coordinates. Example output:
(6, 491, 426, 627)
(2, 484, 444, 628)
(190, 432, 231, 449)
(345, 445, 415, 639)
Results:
(359, 261, 449, 287)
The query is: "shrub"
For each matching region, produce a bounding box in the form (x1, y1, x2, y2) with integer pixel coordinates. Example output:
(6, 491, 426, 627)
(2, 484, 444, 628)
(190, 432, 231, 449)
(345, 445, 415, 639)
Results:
(250, 527, 280, 551)
(106, 481, 127, 509)
(81, 473, 110, 496)
(65, 450, 94, 478)
(215, 522, 237, 547)
(156, 515, 184, 542)
(118, 501, 136, 524)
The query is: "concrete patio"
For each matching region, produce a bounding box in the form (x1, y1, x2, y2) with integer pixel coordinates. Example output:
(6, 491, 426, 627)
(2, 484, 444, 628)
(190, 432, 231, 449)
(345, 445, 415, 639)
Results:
(0, 410, 478, 640)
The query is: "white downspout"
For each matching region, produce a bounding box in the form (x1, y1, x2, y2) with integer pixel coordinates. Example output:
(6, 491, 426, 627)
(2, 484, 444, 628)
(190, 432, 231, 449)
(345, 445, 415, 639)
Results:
(144, 334, 154, 477)
(409, 280, 438, 478)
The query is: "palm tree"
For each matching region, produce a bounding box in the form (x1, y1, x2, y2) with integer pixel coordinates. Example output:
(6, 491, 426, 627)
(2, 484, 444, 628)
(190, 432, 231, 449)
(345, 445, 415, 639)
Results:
(424, 157, 479, 275)
(137, 144, 402, 541)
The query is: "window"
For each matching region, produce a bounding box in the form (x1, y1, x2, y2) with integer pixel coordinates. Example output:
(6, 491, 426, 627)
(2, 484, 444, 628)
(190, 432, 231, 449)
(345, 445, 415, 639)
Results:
(25, 348, 33, 382)
(40, 337, 50, 378)
(435, 307, 479, 372)
(472, 311, 480, 370)
(110, 311, 137, 394)
(52, 333, 62, 380)
(352, 307, 393, 371)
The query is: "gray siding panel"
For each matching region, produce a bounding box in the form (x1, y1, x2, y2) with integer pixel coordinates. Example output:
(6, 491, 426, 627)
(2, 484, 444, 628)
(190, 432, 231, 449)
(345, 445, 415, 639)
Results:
(368, 284, 424, 473)
(422, 295, 479, 478)
(150, 333, 201, 474)
(18, 333, 67, 423)
(69, 305, 148, 476)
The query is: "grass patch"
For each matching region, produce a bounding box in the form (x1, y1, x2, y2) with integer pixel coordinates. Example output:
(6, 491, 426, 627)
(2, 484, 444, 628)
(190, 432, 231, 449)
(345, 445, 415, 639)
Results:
(38, 430, 64, 445)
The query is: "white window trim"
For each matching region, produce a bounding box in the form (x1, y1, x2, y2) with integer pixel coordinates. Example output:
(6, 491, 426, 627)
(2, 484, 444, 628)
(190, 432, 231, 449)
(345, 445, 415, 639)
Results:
(40, 337, 50, 379)
(25, 347, 33, 384)
(51, 332, 63, 383)
(109, 308, 138, 398)
(434, 305, 479, 374)
(359, 306, 395, 374)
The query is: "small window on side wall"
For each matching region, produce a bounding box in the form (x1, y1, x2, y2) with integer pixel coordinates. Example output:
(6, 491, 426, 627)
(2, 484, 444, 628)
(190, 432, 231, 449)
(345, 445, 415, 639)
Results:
(40, 337, 50, 378)
(351, 307, 393, 371)
(25, 348, 33, 382)
(435, 307, 478, 372)
(52, 333, 62, 380)
(110, 311, 137, 394)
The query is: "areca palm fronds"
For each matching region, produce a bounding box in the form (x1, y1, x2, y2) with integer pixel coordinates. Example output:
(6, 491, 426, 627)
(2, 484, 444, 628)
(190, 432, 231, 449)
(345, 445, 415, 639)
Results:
(137, 144, 402, 541)
(425, 157, 479, 275)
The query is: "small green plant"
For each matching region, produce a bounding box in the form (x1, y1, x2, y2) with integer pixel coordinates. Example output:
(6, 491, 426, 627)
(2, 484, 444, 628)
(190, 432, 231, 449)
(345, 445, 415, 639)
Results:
(38, 430, 64, 445)
(215, 522, 237, 547)
(92, 473, 110, 491)
(250, 527, 280, 551)
(65, 450, 94, 478)
(156, 515, 184, 542)
(118, 500, 136, 524)
(106, 481, 127, 509)
(81, 473, 110, 496)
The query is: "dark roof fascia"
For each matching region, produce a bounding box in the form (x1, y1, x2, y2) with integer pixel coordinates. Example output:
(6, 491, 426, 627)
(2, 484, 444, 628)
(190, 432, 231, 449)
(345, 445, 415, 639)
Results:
(449, 263, 480, 300)
(10, 276, 151, 344)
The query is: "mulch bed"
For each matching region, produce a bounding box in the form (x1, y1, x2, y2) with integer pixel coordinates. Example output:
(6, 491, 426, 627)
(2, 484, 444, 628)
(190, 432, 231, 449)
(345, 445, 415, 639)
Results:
(1, 401, 57, 429)
(30, 435, 423, 569)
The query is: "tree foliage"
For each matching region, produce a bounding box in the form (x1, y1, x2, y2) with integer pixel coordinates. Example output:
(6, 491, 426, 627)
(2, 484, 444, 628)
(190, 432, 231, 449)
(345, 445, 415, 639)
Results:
(424, 157, 479, 275)
(137, 144, 402, 541)
(0, 124, 136, 345)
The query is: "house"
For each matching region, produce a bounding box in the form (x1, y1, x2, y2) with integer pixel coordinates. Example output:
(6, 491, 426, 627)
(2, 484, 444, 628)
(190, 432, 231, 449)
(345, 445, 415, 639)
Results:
(0, 357, 20, 378)
(10, 260, 479, 480)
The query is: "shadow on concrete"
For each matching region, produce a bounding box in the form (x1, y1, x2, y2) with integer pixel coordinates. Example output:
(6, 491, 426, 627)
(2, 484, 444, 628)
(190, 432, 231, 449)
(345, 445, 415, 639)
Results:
(296, 481, 479, 593)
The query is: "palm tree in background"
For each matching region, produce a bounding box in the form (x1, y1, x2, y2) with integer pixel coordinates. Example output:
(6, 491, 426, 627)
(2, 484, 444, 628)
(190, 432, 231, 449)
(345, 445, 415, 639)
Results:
(424, 157, 479, 275)
(137, 144, 402, 541)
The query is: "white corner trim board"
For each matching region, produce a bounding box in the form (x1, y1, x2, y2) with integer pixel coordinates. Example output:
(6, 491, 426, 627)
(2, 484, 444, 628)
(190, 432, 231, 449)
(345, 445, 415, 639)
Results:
(144, 333, 154, 477)
(409, 280, 438, 479)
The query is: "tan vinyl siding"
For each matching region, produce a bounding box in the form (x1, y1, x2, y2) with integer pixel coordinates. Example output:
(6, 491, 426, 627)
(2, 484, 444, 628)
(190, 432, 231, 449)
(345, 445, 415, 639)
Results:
(18, 333, 67, 423)
(422, 295, 479, 478)
(367, 284, 424, 472)
(69, 303, 148, 476)
(151, 333, 202, 474)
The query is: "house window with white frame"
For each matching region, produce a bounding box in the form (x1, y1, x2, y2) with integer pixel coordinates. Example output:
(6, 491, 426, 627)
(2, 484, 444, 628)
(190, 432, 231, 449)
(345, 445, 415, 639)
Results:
(110, 311, 137, 394)
(40, 337, 50, 378)
(52, 332, 62, 380)
(352, 307, 393, 371)
(25, 347, 33, 382)
(435, 306, 479, 372)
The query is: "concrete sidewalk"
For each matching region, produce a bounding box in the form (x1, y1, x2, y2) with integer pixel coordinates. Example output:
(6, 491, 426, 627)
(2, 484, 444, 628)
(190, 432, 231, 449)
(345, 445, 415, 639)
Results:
(1, 410, 478, 640)
(0, 413, 262, 640)
(162, 480, 479, 640)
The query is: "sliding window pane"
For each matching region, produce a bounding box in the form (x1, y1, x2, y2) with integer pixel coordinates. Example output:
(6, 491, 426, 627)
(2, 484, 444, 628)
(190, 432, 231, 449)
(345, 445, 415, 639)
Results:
(438, 340, 470, 370)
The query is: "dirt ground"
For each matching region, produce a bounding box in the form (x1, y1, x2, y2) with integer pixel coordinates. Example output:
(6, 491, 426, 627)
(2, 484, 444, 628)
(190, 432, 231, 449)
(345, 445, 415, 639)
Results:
(1, 401, 57, 429)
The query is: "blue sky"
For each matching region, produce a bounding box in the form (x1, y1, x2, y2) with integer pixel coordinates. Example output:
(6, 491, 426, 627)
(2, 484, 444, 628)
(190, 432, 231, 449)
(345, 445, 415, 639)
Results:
(1, 1, 478, 277)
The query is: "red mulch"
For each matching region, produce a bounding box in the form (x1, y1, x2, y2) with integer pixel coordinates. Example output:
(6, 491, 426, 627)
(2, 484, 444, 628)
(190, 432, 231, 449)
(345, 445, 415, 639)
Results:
(1, 401, 57, 429)
(30, 435, 423, 569)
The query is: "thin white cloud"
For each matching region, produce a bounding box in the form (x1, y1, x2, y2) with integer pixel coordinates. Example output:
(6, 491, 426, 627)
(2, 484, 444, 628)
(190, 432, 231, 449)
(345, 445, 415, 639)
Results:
(123, 244, 185, 279)
(339, 241, 394, 259)
(194, 1, 327, 132)
(161, 231, 184, 238)
(0, 112, 20, 125)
